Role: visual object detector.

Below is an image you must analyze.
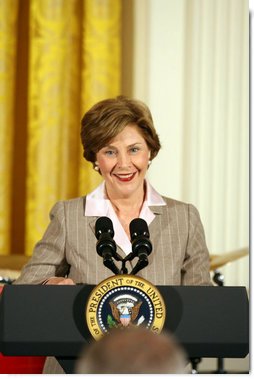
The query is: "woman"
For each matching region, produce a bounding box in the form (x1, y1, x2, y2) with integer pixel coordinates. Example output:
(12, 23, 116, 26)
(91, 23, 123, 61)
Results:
(15, 96, 211, 373)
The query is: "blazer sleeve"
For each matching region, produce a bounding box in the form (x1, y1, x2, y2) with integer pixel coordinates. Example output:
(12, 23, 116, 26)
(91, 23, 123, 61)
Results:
(14, 201, 70, 285)
(181, 204, 212, 285)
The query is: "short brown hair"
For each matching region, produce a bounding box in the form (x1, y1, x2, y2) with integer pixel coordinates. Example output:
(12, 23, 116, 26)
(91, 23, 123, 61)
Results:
(76, 327, 187, 374)
(81, 96, 161, 165)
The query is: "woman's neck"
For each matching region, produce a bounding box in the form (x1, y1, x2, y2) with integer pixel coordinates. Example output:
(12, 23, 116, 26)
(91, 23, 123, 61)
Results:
(106, 184, 146, 238)
(106, 184, 146, 216)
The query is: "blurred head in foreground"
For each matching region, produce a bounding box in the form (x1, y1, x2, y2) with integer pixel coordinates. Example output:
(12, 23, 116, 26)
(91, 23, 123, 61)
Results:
(76, 327, 187, 374)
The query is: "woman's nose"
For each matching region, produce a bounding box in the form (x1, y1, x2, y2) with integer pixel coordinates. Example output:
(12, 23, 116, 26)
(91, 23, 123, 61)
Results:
(117, 152, 131, 168)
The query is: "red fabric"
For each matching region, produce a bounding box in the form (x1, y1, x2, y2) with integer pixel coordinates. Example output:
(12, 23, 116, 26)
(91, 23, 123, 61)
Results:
(0, 285, 46, 373)
(0, 353, 46, 374)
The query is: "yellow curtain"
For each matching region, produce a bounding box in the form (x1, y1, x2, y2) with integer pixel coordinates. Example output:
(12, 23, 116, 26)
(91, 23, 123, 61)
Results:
(79, 0, 121, 194)
(0, 0, 121, 257)
(0, 0, 19, 255)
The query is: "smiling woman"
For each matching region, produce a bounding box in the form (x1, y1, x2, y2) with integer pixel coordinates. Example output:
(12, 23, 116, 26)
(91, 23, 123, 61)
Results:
(95, 124, 152, 237)
(14, 95, 212, 374)
(79, 96, 162, 237)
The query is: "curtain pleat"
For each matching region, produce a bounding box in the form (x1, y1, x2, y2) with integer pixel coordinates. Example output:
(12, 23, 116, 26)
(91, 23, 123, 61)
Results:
(26, 0, 84, 255)
(0, 0, 19, 255)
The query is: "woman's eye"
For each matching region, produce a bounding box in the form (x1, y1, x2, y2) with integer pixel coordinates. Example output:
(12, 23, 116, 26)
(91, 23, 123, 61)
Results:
(105, 150, 116, 156)
(130, 147, 140, 154)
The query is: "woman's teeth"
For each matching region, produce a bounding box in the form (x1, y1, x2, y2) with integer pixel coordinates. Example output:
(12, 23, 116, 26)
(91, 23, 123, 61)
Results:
(115, 173, 136, 181)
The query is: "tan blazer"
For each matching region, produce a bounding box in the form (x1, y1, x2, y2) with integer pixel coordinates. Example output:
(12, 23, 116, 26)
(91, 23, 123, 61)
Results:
(15, 195, 211, 286)
(15, 195, 211, 374)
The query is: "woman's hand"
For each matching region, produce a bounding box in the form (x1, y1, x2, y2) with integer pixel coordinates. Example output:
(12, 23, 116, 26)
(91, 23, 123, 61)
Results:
(44, 277, 75, 285)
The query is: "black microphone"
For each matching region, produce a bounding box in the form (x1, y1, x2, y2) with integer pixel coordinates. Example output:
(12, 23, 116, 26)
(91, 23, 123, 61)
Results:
(129, 218, 152, 275)
(95, 217, 120, 275)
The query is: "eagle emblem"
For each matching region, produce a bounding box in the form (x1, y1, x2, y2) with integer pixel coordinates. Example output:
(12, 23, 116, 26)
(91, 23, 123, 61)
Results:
(109, 294, 143, 328)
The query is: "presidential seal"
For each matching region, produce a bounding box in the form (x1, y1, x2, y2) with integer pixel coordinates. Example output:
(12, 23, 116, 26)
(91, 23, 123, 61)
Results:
(86, 275, 166, 340)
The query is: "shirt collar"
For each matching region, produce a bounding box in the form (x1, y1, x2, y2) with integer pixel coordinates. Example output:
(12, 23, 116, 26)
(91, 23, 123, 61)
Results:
(85, 180, 166, 216)
(85, 180, 166, 255)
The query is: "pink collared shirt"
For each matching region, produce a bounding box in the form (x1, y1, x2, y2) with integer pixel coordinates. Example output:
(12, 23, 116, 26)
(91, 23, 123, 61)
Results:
(85, 180, 166, 255)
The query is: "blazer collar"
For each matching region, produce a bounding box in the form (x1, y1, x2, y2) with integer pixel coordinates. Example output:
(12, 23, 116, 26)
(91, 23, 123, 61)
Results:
(148, 205, 165, 215)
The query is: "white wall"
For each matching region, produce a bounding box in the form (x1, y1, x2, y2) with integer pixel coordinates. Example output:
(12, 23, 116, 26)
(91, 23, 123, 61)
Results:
(133, 0, 249, 289)
(132, 0, 249, 372)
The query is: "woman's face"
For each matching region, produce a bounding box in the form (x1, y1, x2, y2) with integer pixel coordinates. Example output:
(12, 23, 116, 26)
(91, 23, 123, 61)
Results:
(96, 124, 150, 199)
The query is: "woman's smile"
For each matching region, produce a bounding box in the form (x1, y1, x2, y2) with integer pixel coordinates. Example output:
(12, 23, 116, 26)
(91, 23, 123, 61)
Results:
(113, 172, 137, 182)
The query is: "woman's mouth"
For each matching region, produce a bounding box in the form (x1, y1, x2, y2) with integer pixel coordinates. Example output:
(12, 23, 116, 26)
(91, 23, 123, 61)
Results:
(114, 172, 136, 182)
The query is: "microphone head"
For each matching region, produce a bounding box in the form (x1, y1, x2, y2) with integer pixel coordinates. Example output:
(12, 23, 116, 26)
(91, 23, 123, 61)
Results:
(95, 217, 114, 239)
(129, 218, 150, 241)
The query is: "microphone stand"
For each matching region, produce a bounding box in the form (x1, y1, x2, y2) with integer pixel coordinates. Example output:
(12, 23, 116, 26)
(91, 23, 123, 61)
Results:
(213, 270, 227, 374)
(101, 252, 128, 275)
(121, 252, 149, 276)
(102, 254, 121, 275)
(190, 358, 202, 374)
(130, 257, 148, 275)
(120, 259, 128, 274)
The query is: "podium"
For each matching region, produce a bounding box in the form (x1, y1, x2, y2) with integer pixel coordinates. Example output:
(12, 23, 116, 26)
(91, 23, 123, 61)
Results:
(0, 284, 249, 373)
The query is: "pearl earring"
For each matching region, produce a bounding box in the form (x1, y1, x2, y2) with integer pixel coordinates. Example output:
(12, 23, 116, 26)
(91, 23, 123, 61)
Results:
(148, 160, 152, 167)
(94, 162, 99, 171)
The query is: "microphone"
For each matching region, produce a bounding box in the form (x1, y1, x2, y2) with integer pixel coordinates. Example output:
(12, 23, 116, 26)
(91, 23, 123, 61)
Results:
(129, 218, 152, 275)
(95, 217, 121, 275)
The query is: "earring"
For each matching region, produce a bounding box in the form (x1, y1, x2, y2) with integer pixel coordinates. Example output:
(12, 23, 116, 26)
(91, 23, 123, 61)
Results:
(148, 160, 152, 167)
(94, 161, 99, 171)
